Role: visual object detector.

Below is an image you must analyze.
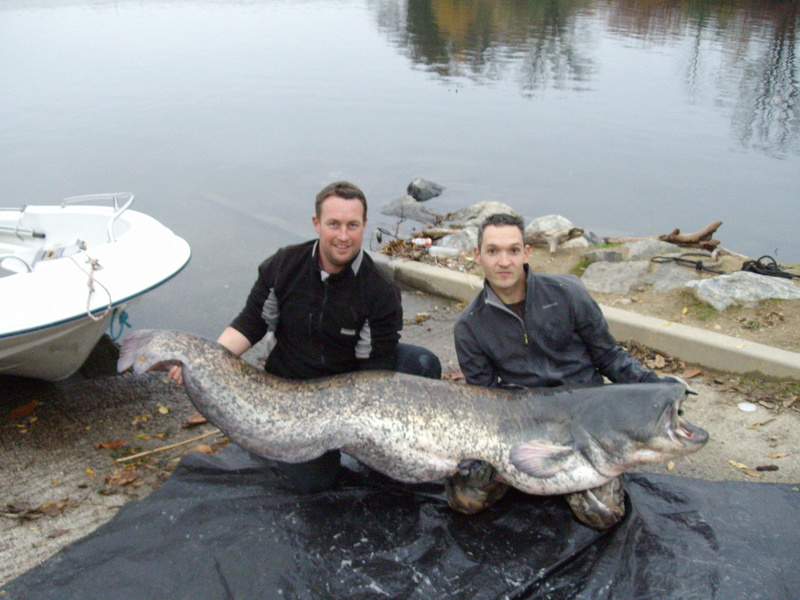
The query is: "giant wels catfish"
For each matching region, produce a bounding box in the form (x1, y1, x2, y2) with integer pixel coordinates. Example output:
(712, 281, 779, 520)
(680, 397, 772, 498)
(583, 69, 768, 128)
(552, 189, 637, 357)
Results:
(118, 330, 708, 497)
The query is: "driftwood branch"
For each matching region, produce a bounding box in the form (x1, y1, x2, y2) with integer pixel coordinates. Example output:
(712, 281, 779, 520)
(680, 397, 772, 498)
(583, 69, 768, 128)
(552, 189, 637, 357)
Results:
(603, 221, 722, 251)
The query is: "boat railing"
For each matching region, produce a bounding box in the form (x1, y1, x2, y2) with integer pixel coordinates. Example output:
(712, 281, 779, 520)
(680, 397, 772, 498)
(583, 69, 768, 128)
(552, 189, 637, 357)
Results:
(0, 254, 33, 274)
(61, 192, 135, 243)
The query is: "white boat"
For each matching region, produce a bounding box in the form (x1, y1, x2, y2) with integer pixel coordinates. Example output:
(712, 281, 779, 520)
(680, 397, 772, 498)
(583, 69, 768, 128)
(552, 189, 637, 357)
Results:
(0, 193, 191, 380)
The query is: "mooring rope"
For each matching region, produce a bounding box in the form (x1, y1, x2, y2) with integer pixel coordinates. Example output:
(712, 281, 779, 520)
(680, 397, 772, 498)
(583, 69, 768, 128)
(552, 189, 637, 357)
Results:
(69, 254, 113, 321)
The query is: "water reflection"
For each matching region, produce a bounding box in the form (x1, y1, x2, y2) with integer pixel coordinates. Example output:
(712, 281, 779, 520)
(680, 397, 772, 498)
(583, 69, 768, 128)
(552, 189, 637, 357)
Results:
(374, 0, 799, 157)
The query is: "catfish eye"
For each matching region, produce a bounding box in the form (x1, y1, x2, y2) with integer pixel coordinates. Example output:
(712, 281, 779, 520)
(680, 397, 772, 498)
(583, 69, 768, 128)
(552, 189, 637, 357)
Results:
(677, 409, 684, 416)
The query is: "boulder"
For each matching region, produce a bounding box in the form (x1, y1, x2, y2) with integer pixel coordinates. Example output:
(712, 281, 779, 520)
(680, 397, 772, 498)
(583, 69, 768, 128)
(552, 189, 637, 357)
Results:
(407, 178, 444, 202)
(624, 239, 682, 261)
(445, 201, 519, 228)
(380, 195, 441, 224)
(684, 271, 800, 311)
(581, 261, 651, 295)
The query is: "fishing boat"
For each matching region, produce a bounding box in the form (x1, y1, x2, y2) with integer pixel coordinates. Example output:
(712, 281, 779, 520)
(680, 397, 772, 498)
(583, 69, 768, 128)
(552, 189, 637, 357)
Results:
(0, 193, 191, 380)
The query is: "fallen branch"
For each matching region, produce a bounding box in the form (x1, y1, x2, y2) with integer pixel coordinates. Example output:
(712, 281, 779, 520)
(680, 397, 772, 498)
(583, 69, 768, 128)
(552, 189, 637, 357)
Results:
(115, 429, 221, 463)
(603, 221, 722, 251)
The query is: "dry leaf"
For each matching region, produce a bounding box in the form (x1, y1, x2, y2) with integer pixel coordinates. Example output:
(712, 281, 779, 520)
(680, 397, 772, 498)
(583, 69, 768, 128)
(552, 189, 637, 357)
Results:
(182, 412, 208, 428)
(728, 460, 750, 470)
(47, 529, 72, 539)
(442, 370, 465, 382)
(5, 400, 39, 419)
(766, 452, 789, 459)
(667, 461, 675, 471)
(653, 355, 666, 369)
(682, 367, 703, 379)
(157, 403, 169, 415)
(744, 470, 763, 479)
(95, 439, 125, 450)
(106, 469, 142, 486)
(188, 444, 214, 455)
(39, 500, 69, 517)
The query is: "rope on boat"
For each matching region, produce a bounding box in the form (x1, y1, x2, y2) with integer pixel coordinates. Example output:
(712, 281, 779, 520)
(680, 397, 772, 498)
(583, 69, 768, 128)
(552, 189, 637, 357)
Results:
(109, 308, 132, 341)
(69, 254, 113, 322)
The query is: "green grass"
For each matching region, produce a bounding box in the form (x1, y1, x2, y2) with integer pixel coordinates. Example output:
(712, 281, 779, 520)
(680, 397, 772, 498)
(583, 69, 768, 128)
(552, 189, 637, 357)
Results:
(678, 290, 718, 320)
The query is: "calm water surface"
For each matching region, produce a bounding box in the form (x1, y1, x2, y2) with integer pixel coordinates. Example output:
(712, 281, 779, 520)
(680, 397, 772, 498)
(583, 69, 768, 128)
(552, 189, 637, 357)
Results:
(1, 0, 798, 336)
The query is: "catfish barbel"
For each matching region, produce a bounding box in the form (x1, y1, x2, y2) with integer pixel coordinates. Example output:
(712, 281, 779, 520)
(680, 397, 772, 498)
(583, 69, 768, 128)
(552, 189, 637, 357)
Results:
(118, 330, 708, 496)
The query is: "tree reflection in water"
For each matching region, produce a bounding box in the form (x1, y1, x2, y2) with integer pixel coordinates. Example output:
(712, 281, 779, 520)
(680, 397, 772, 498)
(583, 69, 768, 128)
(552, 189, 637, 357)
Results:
(372, 0, 799, 157)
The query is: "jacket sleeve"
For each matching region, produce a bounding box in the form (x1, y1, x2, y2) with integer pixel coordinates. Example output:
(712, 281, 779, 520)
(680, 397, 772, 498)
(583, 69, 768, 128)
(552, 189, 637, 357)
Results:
(454, 315, 499, 387)
(571, 282, 661, 384)
(229, 254, 278, 346)
(357, 278, 402, 371)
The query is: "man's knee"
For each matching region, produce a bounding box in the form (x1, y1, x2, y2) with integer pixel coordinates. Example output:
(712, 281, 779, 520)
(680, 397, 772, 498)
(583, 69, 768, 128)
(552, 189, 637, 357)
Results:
(395, 343, 441, 379)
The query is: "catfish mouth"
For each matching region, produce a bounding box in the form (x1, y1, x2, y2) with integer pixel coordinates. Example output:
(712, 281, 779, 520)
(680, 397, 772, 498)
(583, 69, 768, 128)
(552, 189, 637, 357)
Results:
(665, 397, 708, 447)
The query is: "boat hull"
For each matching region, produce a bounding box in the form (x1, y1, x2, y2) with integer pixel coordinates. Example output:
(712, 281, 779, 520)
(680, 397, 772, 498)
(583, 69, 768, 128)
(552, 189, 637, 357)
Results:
(0, 197, 190, 380)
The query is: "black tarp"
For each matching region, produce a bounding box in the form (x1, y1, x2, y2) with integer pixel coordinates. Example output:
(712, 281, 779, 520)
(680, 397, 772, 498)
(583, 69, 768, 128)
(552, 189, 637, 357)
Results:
(3, 446, 799, 600)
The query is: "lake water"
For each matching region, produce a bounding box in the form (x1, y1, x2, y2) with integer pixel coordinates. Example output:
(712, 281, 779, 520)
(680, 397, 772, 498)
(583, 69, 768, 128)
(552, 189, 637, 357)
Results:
(2, 0, 798, 337)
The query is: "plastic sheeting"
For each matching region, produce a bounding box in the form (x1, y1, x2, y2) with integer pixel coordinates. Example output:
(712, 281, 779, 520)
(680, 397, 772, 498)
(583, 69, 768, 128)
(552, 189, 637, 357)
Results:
(3, 445, 799, 600)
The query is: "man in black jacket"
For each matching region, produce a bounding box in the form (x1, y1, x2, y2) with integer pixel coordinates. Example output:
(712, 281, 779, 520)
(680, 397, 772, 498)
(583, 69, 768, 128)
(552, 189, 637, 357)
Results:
(170, 181, 440, 491)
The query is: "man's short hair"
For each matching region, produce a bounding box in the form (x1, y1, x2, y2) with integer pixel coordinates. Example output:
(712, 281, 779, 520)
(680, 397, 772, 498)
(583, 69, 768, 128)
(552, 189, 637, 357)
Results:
(315, 181, 368, 219)
(477, 213, 525, 249)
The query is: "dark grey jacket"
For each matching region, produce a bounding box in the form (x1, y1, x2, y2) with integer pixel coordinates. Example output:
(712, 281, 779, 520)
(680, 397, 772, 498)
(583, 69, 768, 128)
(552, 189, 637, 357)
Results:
(454, 269, 661, 388)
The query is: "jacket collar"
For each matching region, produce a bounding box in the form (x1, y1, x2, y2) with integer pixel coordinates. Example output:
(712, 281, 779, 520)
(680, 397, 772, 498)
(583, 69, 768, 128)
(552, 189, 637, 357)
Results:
(482, 264, 531, 309)
(311, 241, 364, 281)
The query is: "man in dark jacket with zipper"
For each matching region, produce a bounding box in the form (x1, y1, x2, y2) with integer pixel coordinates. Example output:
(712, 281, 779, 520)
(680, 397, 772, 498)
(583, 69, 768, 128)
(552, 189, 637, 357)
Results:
(450, 213, 667, 528)
(169, 181, 440, 492)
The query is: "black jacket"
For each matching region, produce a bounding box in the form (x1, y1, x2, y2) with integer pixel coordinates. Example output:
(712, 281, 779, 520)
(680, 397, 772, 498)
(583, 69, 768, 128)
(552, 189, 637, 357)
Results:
(230, 240, 402, 379)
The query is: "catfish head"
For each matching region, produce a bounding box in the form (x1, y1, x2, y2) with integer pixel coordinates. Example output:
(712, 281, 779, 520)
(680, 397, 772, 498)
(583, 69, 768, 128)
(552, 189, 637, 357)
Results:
(572, 381, 709, 475)
(509, 382, 708, 482)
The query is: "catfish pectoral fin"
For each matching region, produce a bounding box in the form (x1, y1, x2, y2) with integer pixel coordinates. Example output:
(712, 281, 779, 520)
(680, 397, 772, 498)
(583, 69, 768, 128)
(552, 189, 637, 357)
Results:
(509, 440, 576, 478)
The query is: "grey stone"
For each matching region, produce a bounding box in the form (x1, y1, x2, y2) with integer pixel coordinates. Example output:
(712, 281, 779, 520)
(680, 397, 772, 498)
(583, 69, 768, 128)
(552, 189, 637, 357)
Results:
(445, 201, 519, 228)
(380, 195, 441, 224)
(624, 239, 682, 261)
(437, 228, 478, 253)
(581, 261, 651, 295)
(407, 178, 444, 202)
(527, 214, 574, 232)
(583, 231, 604, 246)
(648, 263, 698, 292)
(583, 249, 624, 264)
(685, 271, 800, 311)
(560, 237, 590, 250)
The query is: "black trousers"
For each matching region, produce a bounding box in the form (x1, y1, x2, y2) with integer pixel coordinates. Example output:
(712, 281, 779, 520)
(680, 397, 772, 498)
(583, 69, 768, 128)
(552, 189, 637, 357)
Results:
(275, 343, 441, 493)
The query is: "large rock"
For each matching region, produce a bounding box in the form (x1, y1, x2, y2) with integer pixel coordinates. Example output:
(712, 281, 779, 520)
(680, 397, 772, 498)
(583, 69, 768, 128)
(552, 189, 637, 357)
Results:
(624, 239, 682, 261)
(407, 178, 444, 202)
(648, 263, 698, 292)
(445, 201, 519, 228)
(437, 228, 478, 254)
(380, 195, 441, 224)
(581, 261, 651, 295)
(684, 271, 800, 311)
(527, 214, 574, 231)
(583, 249, 624, 265)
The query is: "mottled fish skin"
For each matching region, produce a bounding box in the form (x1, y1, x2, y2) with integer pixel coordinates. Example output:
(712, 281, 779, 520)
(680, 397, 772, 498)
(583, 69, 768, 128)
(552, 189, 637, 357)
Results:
(118, 330, 708, 496)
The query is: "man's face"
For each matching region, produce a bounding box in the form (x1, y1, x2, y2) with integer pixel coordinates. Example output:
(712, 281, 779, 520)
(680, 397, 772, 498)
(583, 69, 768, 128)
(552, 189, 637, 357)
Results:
(475, 224, 530, 297)
(312, 195, 367, 273)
